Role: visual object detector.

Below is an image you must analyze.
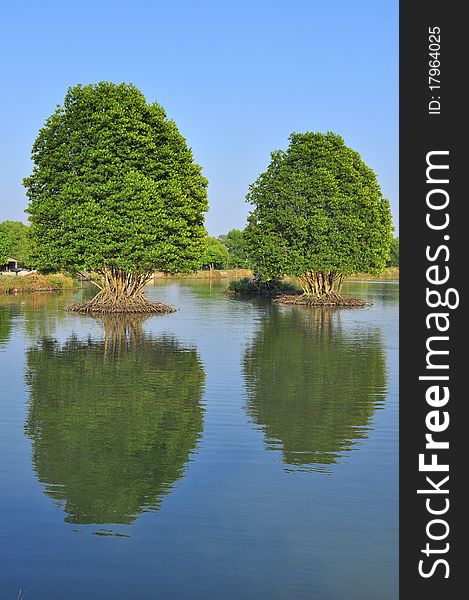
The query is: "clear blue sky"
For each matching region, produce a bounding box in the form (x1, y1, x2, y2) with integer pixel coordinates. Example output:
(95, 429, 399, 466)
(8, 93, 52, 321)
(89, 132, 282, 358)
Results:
(0, 0, 398, 236)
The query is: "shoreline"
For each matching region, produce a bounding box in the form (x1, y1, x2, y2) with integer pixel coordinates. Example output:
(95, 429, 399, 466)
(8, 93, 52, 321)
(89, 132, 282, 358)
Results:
(1, 267, 400, 295)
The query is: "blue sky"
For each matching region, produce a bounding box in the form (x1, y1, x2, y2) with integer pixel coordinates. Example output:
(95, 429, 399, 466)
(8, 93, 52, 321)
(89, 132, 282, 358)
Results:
(0, 0, 398, 236)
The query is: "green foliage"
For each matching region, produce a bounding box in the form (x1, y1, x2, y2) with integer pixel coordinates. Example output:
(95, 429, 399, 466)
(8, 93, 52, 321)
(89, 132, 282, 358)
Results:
(244, 307, 387, 471)
(0, 231, 10, 265)
(0, 221, 31, 265)
(388, 236, 399, 267)
(228, 276, 298, 296)
(199, 235, 229, 269)
(244, 132, 394, 280)
(25, 328, 205, 524)
(24, 82, 208, 275)
(218, 229, 250, 268)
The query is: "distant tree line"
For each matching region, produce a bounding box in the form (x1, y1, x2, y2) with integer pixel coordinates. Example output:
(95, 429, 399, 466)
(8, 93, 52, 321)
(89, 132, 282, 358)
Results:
(0, 218, 253, 272)
(0, 217, 399, 273)
(199, 229, 251, 270)
(0, 217, 252, 273)
(0, 218, 398, 273)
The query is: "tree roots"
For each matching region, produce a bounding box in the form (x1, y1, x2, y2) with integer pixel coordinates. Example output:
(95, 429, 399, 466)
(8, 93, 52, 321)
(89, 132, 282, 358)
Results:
(68, 301, 175, 314)
(68, 268, 176, 314)
(67, 291, 175, 314)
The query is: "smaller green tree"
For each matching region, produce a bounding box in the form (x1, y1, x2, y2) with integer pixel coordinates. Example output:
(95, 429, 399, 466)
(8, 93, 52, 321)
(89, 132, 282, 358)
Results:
(0, 221, 31, 265)
(218, 229, 250, 268)
(244, 132, 393, 299)
(199, 236, 229, 269)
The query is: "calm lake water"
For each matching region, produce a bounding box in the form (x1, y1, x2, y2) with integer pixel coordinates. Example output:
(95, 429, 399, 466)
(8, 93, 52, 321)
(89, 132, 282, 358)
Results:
(0, 280, 398, 600)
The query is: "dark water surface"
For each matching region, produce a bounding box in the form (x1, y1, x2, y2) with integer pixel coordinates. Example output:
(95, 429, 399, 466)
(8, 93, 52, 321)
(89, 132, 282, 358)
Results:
(0, 280, 398, 599)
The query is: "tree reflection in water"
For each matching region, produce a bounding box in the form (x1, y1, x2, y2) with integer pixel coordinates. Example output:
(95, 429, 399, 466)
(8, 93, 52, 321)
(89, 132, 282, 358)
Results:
(244, 307, 387, 472)
(0, 305, 12, 346)
(25, 315, 205, 526)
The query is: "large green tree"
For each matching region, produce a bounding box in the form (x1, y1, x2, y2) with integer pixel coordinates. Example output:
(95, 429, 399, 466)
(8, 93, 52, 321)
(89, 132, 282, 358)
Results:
(0, 221, 31, 265)
(244, 132, 393, 297)
(24, 82, 208, 312)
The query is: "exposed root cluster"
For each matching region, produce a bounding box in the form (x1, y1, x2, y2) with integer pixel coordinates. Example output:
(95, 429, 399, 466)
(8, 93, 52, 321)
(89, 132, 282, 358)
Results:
(68, 268, 176, 314)
(67, 292, 175, 314)
(274, 294, 372, 307)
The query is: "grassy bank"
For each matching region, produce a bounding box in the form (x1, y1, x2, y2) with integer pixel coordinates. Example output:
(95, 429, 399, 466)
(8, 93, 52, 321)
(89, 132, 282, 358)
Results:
(152, 268, 253, 279)
(345, 267, 399, 281)
(153, 267, 399, 282)
(0, 273, 75, 294)
(227, 268, 399, 298)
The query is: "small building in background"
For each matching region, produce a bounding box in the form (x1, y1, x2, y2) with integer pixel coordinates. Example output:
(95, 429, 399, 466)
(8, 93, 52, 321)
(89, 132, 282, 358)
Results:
(0, 258, 28, 275)
(1, 258, 19, 271)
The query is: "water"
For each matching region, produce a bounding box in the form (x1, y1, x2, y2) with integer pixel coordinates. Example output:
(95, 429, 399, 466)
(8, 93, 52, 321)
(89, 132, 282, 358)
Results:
(0, 280, 398, 599)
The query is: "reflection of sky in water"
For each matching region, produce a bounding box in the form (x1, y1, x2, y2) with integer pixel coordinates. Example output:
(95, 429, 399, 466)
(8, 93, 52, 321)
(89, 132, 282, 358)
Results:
(0, 280, 398, 600)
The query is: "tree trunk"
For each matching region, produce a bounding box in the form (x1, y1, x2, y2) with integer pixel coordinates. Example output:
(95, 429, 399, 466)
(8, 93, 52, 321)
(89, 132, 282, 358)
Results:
(69, 268, 175, 314)
(298, 271, 343, 299)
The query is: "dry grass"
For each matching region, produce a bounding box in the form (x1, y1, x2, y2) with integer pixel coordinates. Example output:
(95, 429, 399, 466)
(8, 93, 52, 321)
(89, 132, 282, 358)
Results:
(345, 267, 399, 281)
(0, 273, 75, 294)
(152, 268, 253, 280)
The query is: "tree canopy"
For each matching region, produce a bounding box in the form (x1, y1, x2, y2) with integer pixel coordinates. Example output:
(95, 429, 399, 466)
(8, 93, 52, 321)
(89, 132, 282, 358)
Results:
(199, 235, 229, 269)
(24, 82, 208, 311)
(243, 132, 393, 296)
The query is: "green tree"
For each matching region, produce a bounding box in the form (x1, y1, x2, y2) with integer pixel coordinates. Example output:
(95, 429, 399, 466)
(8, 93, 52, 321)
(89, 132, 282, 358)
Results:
(0, 221, 31, 265)
(199, 235, 229, 269)
(388, 236, 399, 267)
(243, 307, 387, 472)
(0, 231, 10, 265)
(218, 229, 250, 268)
(24, 82, 208, 312)
(244, 132, 393, 298)
(25, 320, 205, 525)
